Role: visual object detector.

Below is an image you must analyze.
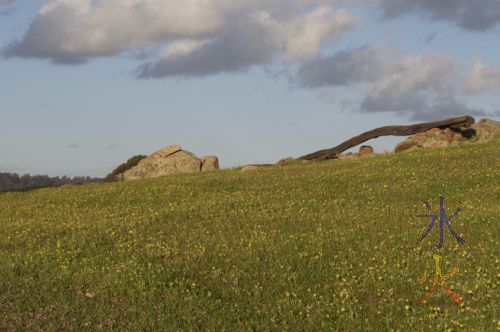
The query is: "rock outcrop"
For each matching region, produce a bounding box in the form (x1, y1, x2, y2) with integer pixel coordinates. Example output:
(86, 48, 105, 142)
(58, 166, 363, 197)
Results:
(277, 157, 295, 166)
(338, 152, 359, 160)
(151, 145, 182, 158)
(300, 115, 475, 160)
(201, 156, 220, 172)
(395, 128, 463, 153)
(241, 164, 273, 172)
(118, 145, 219, 181)
(241, 165, 261, 172)
(359, 145, 374, 157)
(472, 118, 500, 143)
(335, 146, 375, 160)
(395, 118, 500, 153)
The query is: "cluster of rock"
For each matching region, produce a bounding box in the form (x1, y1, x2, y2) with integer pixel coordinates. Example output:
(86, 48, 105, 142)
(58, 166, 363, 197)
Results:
(113, 119, 498, 179)
(241, 165, 267, 172)
(394, 128, 464, 153)
(395, 118, 500, 153)
(337, 145, 375, 160)
(277, 157, 295, 166)
(274, 118, 499, 164)
(472, 118, 500, 143)
(116, 145, 219, 181)
(273, 145, 377, 165)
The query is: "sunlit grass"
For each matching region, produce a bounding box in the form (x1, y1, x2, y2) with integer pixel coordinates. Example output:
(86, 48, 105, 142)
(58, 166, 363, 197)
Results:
(0, 137, 498, 330)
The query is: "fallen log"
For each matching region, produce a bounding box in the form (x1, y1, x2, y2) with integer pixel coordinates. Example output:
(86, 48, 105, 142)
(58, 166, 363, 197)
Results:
(299, 115, 475, 161)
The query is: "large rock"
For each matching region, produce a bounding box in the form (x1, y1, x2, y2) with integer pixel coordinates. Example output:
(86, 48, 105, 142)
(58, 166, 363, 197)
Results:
(394, 140, 419, 153)
(116, 145, 220, 181)
(122, 150, 201, 180)
(359, 145, 374, 157)
(395, 127, 464, 153)
(395, 118, 500, 153)
(277, 157, 294, 166)
(241, 164, 273, 171)
(338, 152, 359, 160)
(151, 145, 182, 158)
(241, 165, 261, 172)
(472, 118, 500, 143)
(201, 156, 219, 171)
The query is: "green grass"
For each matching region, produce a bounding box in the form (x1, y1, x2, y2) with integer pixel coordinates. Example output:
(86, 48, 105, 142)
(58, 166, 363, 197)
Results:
(1, 138, 499, 331)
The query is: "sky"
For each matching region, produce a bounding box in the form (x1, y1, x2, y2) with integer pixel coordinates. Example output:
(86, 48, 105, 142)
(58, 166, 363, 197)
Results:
(1, 0, 499, 177)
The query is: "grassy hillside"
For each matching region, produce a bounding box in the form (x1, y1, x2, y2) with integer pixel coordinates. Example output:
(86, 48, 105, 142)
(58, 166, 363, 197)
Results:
(0, 138, 498, 331)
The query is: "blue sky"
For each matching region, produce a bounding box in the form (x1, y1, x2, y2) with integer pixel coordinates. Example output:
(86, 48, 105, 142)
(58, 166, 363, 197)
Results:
(1, 0, 499, 177)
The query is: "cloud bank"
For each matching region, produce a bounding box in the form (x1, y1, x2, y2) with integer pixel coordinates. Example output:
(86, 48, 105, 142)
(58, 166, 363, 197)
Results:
(361, 53, 458, 115)
(298, 47, 496, 120)
(378, 0, 500, 31)
(3, 0, 499, 121)
(297, 46, 393, 87)
(463, 60, 500, 94)
(136, 6, 357, 78)
(4, 0, 358, 71)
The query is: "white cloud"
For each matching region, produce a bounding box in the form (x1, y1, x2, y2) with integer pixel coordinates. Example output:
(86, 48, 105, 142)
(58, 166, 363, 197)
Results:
(255, 6, 358, 62)
(4, 0, 358, 74)
(135, 16, 275, 78)
(463, 60, 500, 94)
(359, 53, 491, 120)
(3, 0, 494, 121)
(163, 40, 211, 59)
(4, 0, 269, 62)
(362, 53, 458, 112)
(296, 47, 490, 120)
(136, 6, 358, 78)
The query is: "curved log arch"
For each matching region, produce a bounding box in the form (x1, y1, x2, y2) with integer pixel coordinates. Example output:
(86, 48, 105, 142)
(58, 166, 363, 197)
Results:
(299, 115, 475, 161)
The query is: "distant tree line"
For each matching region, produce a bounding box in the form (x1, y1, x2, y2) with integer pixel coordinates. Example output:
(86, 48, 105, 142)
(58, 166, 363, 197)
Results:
(0, 172, 102, 193)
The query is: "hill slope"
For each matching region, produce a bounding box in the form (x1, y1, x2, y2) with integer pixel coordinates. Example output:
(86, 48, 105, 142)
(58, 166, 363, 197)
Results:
(0, 137, 499, 330)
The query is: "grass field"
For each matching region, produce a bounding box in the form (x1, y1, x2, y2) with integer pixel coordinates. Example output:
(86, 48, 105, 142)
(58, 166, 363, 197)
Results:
(0, 138, 499, 331)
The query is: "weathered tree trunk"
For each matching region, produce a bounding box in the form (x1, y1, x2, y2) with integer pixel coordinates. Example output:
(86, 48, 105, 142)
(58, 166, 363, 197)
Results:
(299, 115, 475, 161)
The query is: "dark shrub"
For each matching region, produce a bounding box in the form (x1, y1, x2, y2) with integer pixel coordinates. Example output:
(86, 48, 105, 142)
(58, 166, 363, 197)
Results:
(104, 155, 147, 182)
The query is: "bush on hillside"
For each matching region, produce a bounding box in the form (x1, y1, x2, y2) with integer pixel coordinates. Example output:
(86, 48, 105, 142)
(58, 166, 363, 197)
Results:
(105, 155, 147, 182)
